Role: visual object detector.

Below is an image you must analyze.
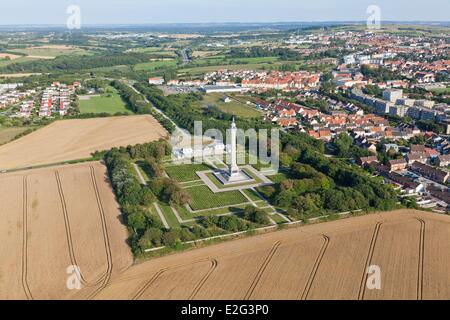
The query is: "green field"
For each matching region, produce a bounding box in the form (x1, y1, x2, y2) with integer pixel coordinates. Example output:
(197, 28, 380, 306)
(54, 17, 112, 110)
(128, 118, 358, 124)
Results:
(179, 63, 275, 75)
(0, 56, 39, 67)
(11, 46, 89, 58)
(165, 163, 211, 182)
(187, 185, 248, 211)
(79, 88, 130, 114)
(190, 56, 278, 67)
(194, 93, 261, 118)
(430, 87, 450, 95)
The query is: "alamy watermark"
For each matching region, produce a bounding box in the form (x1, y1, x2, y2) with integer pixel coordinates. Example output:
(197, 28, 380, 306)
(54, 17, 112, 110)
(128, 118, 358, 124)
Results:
(366, 265, 381, 290)
(66, 265, 82, 290)
(67, 5, 81, 30)
(367, 5, 381, 30)
(170, 121, 280, 172)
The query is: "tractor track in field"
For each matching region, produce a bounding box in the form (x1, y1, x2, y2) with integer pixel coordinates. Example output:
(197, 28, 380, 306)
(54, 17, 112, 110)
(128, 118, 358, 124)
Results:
(188, 259, 218, 300)
(244, 241, 281, 300)
(131, 258, 218, 300)
(299, 235, 330, 300)
(87, 166, 113, 299)
(417, 218, 426, 300)
(55, 170, 107, 289)
(21, 176, 33, 300)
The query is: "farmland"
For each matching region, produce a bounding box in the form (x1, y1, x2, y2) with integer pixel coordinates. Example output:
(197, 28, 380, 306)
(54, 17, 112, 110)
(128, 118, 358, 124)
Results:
(0, 176, 449, 300)
(0, 208, 442, 299)
(99, 210, 450, 300)
(0, 162, 133, 299)
(0, 115, 167, 170)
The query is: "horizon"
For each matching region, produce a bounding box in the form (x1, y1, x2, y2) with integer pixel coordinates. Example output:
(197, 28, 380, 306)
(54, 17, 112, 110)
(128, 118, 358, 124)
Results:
(0, 0, 449, 25)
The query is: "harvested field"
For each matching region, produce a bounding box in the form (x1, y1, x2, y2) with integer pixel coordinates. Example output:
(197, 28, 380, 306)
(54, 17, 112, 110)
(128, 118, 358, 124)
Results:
(0, 53, 21, 60)
(0, 115, 167, 170)
(0, 162, 133, 300)
(95, 210, 450, 300)
(1, 178, 449, 302)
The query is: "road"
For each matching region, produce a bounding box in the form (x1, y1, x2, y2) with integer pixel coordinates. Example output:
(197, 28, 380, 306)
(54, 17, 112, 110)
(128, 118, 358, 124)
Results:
(180, 48, 191, 65)
(126, 82, 191, 139)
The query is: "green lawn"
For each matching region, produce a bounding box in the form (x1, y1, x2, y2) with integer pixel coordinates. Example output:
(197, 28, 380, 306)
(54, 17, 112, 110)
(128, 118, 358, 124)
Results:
(242, 189, 263, 202)
(187, 185, 248, 211)
(79, 88, 130, 114)
(176, 203, 251, 219)
(271, 214, 287, 224)
(165, 163, 211, 182)
(158, 202, 181, 228)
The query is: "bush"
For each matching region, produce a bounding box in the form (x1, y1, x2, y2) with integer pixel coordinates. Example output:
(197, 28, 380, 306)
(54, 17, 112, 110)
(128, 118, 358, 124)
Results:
(138, 228, 164, 249)
(243, 206, 270, 225)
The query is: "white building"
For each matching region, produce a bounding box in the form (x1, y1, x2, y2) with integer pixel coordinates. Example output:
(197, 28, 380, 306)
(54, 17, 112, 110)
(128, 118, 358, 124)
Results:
(383, 89, 403, 103)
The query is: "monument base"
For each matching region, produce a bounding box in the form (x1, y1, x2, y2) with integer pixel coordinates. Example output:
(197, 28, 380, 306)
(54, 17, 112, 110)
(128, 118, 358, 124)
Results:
(213, 169, 255, 186)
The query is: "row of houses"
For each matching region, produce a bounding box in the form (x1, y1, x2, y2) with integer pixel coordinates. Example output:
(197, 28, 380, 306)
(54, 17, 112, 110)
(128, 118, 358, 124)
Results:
(0, 88, 36, 110)
(38, 82, 79, 118)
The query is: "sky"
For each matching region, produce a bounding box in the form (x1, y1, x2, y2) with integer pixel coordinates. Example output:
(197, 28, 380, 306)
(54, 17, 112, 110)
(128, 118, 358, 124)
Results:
(0, 0, 449, 25)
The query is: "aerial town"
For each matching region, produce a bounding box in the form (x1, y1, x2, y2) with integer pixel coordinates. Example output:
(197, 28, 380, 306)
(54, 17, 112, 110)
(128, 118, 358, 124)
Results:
(0, 0, 449, 305)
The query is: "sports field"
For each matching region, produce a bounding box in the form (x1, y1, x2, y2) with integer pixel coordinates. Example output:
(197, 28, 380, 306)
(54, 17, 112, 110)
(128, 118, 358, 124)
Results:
(79, 89, 130, 114)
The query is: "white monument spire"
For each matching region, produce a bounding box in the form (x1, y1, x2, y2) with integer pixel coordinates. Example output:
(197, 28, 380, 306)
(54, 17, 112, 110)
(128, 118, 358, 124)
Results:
(229, 117, 240, 176)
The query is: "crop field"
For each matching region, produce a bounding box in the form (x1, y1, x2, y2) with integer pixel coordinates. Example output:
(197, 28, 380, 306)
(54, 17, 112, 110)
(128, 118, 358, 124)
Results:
(133, 60, 177, 71)
(0, 162, 133, 299)
(11, 45, 89, 59)
(0, 115, 167, 170)
(0, 206, 449, 299)
(94, 210, 450, 300)
(164, 163, 211, 182)
(187, 185, 249, 210)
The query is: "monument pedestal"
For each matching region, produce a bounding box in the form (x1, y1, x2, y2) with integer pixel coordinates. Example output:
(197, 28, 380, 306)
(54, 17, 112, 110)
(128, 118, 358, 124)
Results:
(213, 169, 254, 186)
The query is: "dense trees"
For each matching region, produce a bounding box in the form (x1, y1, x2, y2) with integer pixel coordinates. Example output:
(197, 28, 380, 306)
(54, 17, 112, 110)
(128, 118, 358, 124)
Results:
(0, 52, 151, 73)
(258, 134, 399, 220)
(243, 206, 270, 225)
(360, 65, 402, 82)
(111, 80, 176, 132)
(331, 133, 373, 158)
(229, 47, 302, 61)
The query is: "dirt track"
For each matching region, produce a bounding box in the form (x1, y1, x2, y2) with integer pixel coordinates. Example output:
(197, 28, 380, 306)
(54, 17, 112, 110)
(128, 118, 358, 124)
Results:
(0, 162, 449, 300)
(0, 115, 167, 170)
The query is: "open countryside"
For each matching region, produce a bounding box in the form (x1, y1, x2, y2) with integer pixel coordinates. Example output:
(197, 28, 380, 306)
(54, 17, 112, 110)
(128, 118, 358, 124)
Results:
(0, 115, 167, 170)
(0, 1, 449, 305)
